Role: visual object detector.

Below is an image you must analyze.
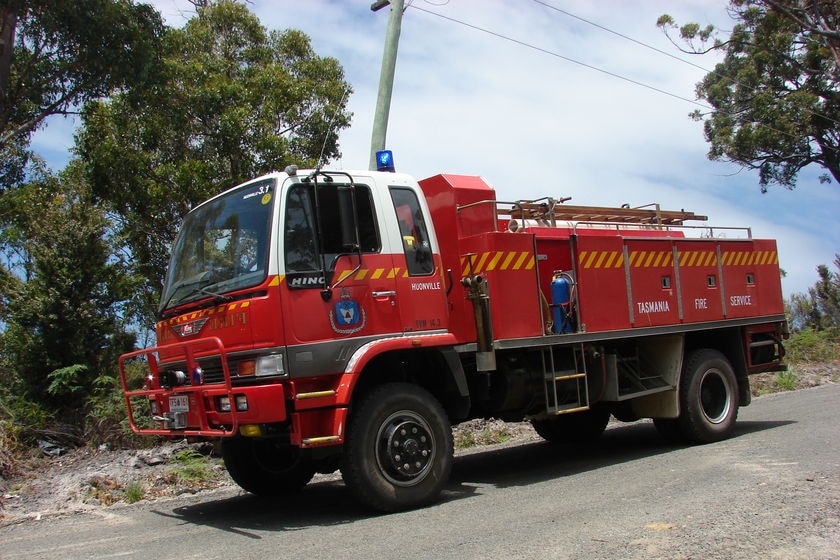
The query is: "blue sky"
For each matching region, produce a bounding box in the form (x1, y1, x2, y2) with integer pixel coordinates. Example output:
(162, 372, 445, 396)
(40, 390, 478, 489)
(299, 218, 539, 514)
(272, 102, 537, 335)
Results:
(32, 0, 839, 297)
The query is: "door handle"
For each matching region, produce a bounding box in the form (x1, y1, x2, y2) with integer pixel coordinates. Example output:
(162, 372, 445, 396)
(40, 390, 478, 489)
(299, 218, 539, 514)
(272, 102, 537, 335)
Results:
(371, 290, 397, 298)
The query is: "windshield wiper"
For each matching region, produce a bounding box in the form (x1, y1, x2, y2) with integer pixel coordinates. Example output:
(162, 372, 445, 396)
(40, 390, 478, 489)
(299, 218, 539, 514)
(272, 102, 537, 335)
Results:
(158, 271, 230, 316)
(198, 285, 232, 304)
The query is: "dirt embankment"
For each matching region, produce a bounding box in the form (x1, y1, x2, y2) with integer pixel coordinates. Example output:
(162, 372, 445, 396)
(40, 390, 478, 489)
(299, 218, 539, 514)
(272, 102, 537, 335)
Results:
(1, 363, 837, 525)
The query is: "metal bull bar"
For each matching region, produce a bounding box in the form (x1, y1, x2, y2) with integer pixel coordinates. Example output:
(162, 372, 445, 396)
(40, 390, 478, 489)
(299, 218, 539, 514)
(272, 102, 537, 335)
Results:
(119, 337, 239, 437)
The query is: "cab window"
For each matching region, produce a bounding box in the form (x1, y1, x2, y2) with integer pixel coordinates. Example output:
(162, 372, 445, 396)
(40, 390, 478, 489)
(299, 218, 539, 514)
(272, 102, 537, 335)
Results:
(390, 187, 434, 276)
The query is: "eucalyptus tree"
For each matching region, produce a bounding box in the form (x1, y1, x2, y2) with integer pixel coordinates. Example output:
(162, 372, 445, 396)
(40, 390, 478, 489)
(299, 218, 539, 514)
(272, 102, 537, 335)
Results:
(78, 0, 352, 323)
(659, 0, 839, 190)
(0, 0, 163, 187)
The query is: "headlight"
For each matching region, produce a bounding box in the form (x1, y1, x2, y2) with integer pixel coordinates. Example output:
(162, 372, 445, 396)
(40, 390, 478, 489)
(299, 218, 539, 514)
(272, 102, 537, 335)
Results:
(217, 396, 231, 412)
(255, 354, 285, 377)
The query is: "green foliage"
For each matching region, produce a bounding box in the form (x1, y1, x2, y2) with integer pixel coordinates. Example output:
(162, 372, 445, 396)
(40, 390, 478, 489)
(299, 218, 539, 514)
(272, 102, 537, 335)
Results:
(84, 372, 154, 448)
(0, 368, 54, 458)
(787, 254, 840, 331)
(784, 327, 840, 363)
(658, 1, 839, 190)
(123, 481, 146, 504)
(77, 0, 353, 323)
(0, 0, 164, 187)
(165, 449, 215, 483)
(46, 364, 88, 397)
(0, 166, 137, 421)
(774, 369, 797, 390)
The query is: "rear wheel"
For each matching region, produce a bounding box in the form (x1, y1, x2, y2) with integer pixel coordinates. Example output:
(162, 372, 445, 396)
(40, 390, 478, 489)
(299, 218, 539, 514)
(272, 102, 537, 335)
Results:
(531, 406, 610, 444)
(341, 383, 453, 512)
(221, 437, 315, 496)
(659, 349, 739, 444)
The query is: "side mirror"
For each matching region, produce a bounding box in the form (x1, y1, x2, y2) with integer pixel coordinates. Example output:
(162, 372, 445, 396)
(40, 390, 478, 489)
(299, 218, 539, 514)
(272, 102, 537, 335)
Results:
(337, 186, 359, 251)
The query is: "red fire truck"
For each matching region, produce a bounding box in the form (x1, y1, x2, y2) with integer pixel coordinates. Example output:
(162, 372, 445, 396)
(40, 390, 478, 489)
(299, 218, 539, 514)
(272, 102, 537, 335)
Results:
(120, 165, 787, 511)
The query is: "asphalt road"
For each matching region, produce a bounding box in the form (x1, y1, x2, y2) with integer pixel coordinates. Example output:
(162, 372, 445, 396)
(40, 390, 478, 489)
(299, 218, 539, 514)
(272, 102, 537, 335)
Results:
(4, 384, 839, 560)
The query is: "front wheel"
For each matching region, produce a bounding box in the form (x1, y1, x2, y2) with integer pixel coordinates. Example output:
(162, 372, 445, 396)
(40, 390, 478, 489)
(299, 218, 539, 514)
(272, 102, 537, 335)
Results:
(221, 437, 315, 496)
(341, 383, 453, 512)
(674, 349, 739, 443)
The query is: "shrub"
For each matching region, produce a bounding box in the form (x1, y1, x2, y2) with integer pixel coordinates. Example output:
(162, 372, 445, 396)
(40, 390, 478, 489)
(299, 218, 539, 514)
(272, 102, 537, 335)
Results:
(785, 328, 840, 363)
(164, 449, 215, 484)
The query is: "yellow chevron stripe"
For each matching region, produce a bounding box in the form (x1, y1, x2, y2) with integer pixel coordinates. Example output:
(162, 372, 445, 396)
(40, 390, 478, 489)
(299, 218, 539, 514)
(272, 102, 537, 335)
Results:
(486, 251, 504, 271)
(513, 251, 530, 270)
(500, 251, 517, 270)
(595, 251, 608, 268)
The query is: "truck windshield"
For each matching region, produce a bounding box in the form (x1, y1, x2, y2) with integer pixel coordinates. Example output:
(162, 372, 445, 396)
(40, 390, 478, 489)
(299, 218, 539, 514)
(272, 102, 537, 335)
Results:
(159, 179, 274, 313)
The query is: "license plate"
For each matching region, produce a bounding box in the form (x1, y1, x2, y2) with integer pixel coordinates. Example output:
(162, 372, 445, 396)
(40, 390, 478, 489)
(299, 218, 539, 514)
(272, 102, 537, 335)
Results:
(169, 395, 189, 413)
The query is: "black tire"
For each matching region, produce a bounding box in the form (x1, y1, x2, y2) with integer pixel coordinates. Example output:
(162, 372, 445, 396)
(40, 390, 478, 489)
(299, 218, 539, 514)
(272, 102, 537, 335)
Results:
(530, 406, 611, 444)
(675, 349, 739, 443)
(341, 383, 453, 512)
(221, 437, 315, 496)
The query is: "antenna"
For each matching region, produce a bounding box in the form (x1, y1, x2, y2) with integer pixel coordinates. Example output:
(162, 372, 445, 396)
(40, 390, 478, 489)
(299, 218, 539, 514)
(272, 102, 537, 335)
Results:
(315, 87, 351, 172)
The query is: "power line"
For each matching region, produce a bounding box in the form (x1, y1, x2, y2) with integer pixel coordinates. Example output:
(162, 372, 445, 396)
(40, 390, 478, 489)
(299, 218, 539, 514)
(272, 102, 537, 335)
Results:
(409, 4, 710, 110)
(529, 0, 840, 129)
(409, 2, 831, 145)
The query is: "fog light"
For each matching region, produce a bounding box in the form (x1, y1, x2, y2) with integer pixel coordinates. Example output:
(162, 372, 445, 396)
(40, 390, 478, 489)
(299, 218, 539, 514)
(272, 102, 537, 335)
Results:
(239, 424, 262, 437)
(217, 396, 231, 412)
(235, 395, 248, 412)
(160, 370, 187, 388)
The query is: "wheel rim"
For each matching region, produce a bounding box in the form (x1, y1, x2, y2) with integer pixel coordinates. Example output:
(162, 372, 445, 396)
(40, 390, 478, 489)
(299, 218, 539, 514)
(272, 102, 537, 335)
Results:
(375, 410, 436, 487)
(698, 368, 732, 424)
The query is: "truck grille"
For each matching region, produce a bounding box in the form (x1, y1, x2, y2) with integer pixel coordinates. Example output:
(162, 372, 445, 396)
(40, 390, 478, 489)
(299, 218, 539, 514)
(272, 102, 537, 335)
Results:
(196, 357, 226, 384)
(161, 356, 228, 385)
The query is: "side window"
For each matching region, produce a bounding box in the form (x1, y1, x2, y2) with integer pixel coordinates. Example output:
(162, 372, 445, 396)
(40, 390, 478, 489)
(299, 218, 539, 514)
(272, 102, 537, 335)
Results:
(284, 185, 319, 273)
(284, 183, 381, 285)
(390, 187, 434, 276)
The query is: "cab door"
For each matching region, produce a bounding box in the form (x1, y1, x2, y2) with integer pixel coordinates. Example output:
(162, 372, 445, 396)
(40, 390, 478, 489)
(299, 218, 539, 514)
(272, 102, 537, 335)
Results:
(281, 179, 402, 346)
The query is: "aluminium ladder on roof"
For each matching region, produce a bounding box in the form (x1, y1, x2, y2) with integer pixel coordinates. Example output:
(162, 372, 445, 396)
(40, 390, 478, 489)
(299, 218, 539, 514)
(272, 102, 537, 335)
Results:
(499, 198, 708, 226)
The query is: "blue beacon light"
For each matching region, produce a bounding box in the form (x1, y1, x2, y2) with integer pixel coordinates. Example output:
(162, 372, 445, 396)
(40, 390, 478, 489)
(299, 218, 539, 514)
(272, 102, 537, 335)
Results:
(375, 150, 395, 172)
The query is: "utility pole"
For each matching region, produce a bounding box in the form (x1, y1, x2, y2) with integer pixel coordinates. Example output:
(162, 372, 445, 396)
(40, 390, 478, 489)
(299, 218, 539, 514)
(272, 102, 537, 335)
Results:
(369, 0, 405, 170)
